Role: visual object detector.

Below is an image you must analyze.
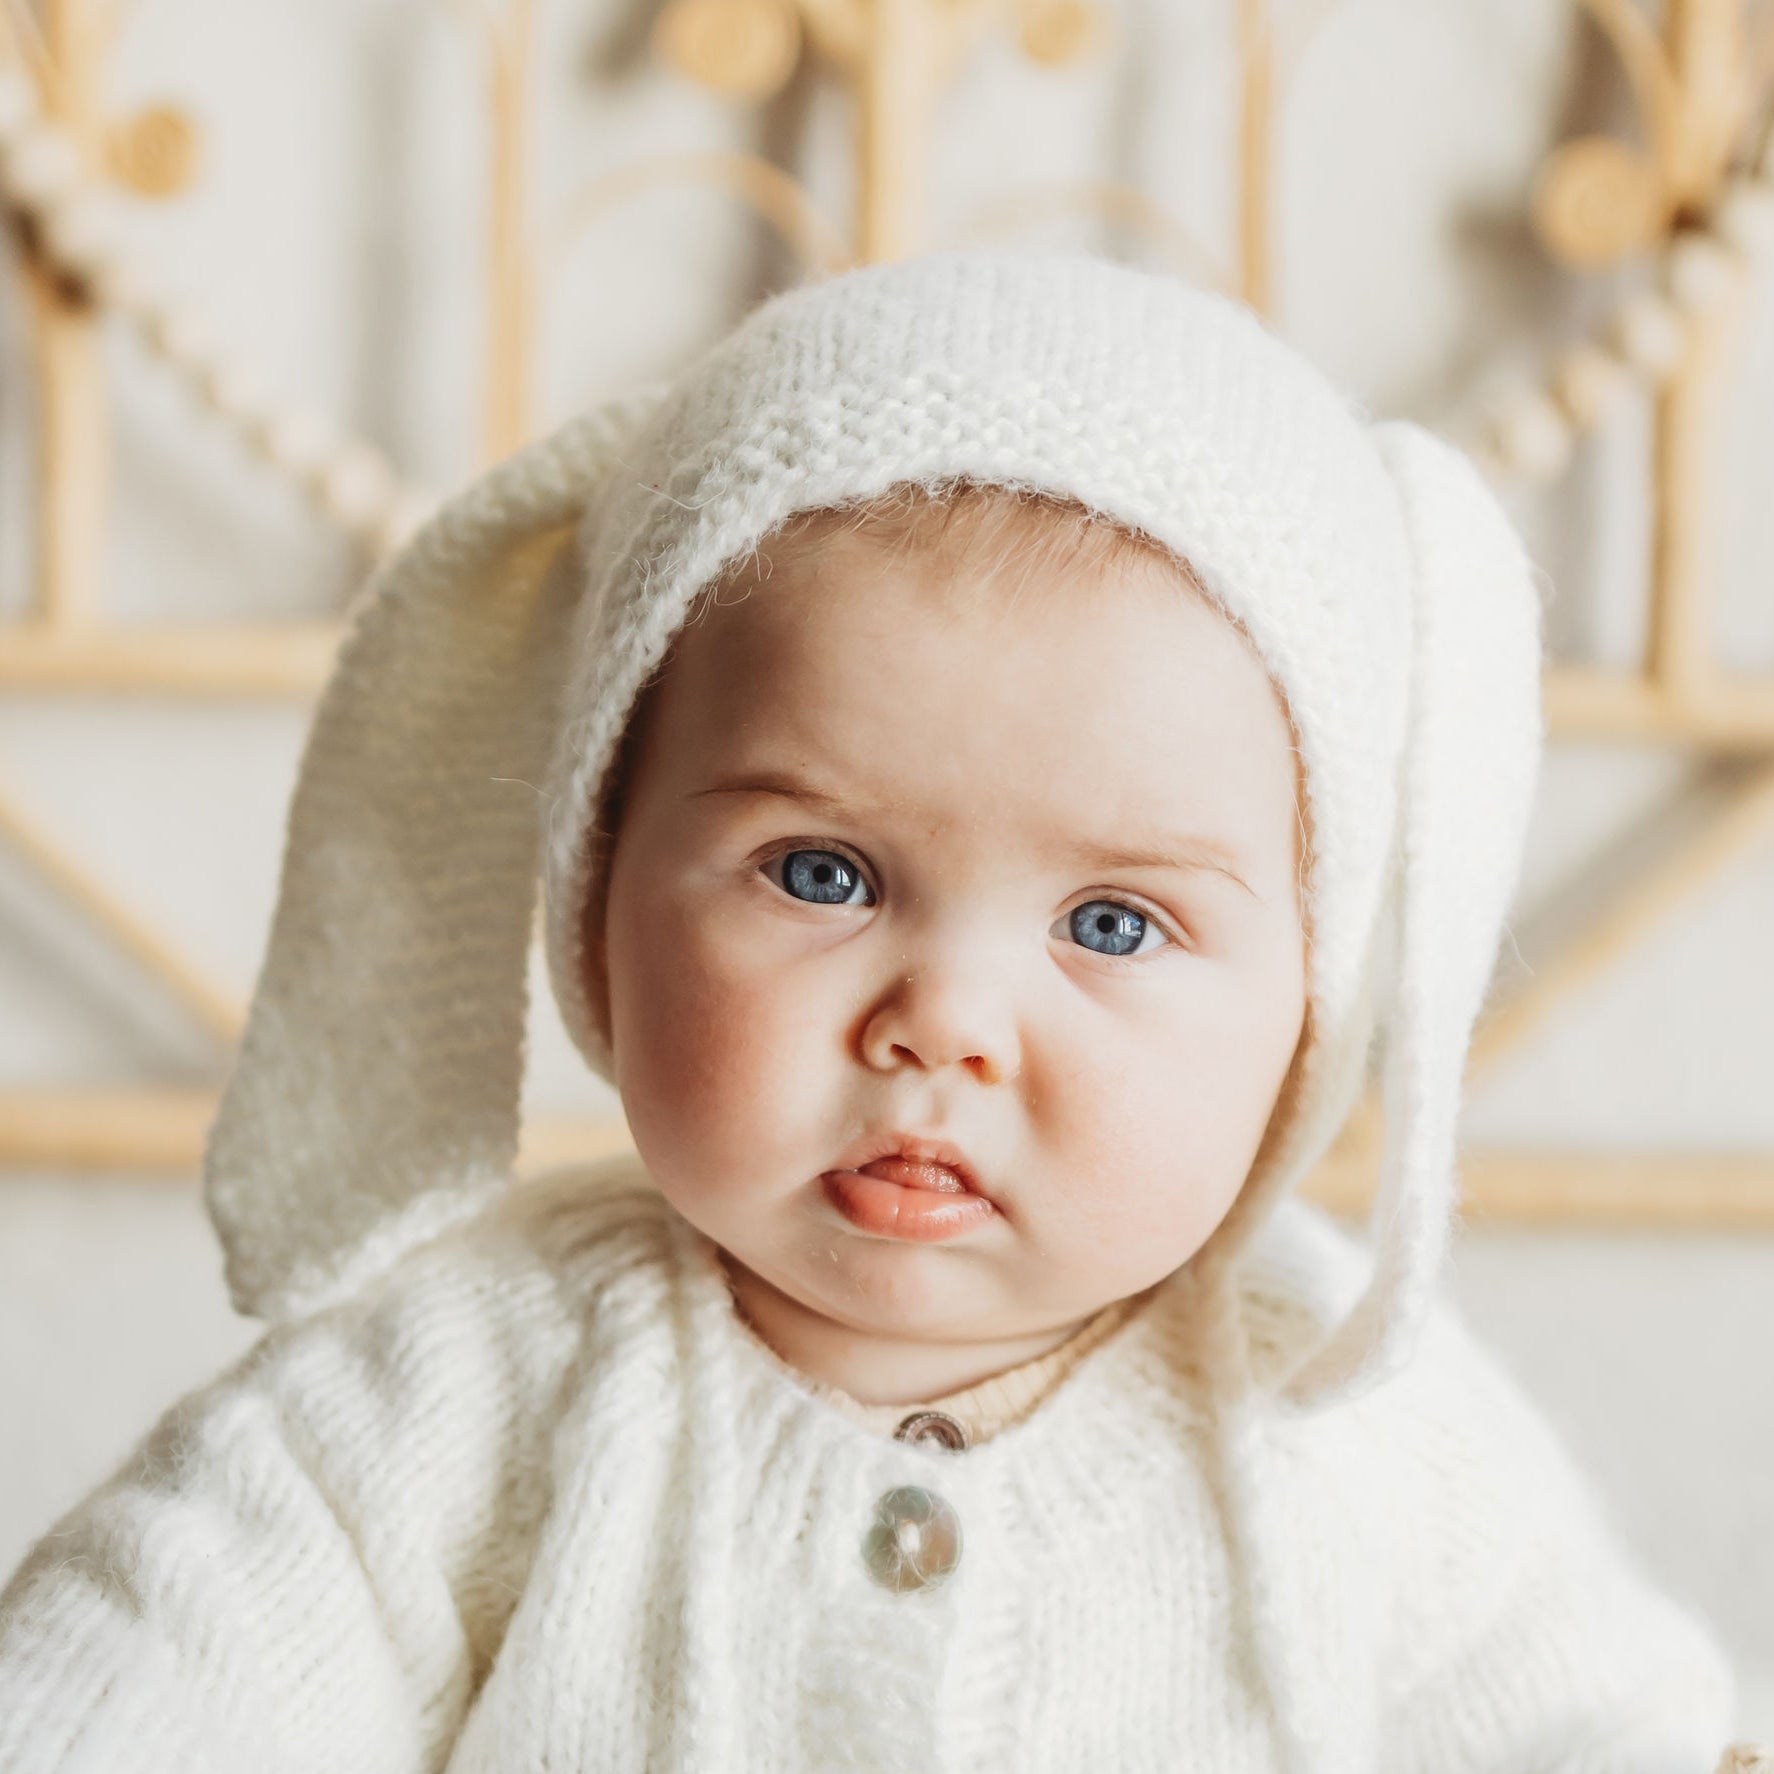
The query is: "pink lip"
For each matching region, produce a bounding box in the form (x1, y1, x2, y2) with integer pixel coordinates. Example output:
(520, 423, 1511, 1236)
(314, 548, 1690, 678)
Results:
(820, 1131, 997, 1242)
(824, 1131, 990, 1202)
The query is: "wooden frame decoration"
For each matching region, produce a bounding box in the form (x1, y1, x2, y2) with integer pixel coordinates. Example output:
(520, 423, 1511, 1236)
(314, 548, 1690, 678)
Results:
(2, 0, 1774, 1229)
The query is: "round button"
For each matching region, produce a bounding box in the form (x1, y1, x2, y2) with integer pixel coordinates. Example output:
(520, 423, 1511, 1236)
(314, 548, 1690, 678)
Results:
(893, 1409, 969, 1451)
(863, 1484, 962, 1592)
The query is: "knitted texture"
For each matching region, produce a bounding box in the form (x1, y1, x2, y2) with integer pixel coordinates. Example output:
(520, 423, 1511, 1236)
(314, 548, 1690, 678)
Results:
(0, 1157, 1739, 1771)
(167, 244, 1588, 1766)
(194, 253, 1546, 1426)
(201, 389, 666, 1322)
(536, 249, 1545, 1412)
(731, 1273, 1161, 1444)
(202, 248, 1546, 1425)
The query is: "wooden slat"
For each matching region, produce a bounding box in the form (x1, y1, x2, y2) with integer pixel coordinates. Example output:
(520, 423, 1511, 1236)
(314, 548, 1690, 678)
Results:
(1308, 1144, 1774, 1230)
(14, 639, 1774, 741)
(0, 624, 345, 696)
(1237, 0, 1274, 313)
(1467, 756, 1774, 1079)
(3, 1090, 1772, 1229)
(1543, 667, 1774, 748)
(0, 778, 243, 1041)
(0, 1090, 633, 1176)
(481, 0, 536, 461)
(29, 0, 110, 632)
(0, 1087, 219, 1171)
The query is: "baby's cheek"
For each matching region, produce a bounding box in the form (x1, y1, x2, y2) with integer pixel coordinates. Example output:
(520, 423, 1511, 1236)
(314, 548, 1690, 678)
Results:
(1028, 1014, 1239, 1271)
(611, 919, 812, 1186)
(1031, 996, 1174, 1159)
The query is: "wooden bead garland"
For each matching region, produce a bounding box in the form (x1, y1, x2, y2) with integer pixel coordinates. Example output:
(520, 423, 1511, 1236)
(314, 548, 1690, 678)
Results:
(0, 62, 434, 562)
(1480, 157, 1771, 481)
(4, 45, 1774, 505)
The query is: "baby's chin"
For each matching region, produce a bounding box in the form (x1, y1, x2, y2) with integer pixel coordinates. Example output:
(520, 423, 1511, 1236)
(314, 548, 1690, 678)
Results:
(714, 1226, 1052, 1349)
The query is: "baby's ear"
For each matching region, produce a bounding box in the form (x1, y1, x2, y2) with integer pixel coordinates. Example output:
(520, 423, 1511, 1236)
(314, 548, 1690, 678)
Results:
(204, 389, 666, 1327)
(1280, 420, 1547, 1411)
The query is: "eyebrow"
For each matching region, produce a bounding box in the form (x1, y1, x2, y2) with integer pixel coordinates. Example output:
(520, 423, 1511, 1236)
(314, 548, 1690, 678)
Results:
(687, 770, 1259, 898)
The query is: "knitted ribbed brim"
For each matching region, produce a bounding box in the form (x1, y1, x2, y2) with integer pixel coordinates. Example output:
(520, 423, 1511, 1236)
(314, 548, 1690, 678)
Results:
(203, 248, 1545, 1422)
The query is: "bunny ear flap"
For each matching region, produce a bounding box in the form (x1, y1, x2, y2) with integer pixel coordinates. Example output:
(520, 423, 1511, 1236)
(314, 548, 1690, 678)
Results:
(1280, 420, 1547, 1412)
(204, 390, 665, 1326)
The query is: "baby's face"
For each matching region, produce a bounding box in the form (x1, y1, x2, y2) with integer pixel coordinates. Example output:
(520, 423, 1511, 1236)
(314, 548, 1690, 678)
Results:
(600, 515, 1307, 1353)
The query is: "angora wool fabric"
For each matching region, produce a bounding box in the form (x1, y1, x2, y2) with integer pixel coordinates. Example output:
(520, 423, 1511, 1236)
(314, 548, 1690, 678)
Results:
(0, 248, 1742, 1769)
(204, 248, 1545, 1427)
(0, 1154, 1738, 1771)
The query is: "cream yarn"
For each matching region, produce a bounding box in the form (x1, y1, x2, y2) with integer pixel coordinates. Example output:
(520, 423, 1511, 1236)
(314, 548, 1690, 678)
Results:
(205, 247, 1546, 1427)
(203, 391, 663, 1320)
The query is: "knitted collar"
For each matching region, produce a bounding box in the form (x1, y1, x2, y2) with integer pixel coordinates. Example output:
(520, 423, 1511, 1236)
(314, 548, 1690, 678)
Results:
(722, 1263, 1164, 1447)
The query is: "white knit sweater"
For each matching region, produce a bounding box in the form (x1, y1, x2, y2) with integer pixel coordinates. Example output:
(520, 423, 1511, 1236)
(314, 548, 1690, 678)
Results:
(0, 1152, 1737, 1772)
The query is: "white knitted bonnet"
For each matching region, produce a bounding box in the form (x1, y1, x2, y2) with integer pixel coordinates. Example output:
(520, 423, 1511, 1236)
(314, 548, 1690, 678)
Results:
(204, 247, 1545, 1417)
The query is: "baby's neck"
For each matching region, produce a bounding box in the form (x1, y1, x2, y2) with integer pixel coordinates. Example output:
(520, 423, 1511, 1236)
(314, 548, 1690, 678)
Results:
(715, 1248, 1098, 1406)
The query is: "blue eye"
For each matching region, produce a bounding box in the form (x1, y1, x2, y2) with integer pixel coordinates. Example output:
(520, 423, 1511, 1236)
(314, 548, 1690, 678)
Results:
(1064, 899, 1170, 958)
(772, 848, 874, 906)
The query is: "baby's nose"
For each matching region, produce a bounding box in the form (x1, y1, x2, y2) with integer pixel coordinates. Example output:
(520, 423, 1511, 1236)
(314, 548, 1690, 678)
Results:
(858, 964, 1020, 1084)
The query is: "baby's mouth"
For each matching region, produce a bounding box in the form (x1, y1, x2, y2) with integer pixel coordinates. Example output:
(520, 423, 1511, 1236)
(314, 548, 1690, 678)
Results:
(850, 1156, 972, 1195)
(822, 1155, 996, 1241)
(824, 1132, 989, 1203)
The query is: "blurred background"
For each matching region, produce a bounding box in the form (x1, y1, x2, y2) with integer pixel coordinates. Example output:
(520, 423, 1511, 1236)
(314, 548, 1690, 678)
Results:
(1, 0, 1772, 1740)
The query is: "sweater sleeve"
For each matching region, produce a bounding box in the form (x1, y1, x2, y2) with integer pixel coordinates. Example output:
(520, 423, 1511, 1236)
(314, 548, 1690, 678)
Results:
(1370, 1303, 1740, 1774)
(0, 1192, 586, 1774)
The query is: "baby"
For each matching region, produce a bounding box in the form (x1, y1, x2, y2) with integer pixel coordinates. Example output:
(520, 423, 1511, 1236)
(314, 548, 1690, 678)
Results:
(0, 249, 1745, 1773)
